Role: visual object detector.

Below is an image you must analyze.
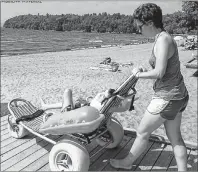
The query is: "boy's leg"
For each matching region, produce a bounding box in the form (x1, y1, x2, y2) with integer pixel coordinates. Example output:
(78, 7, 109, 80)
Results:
(61, 89, 74, 112)
(40, 89, 73, 111)
(164, 112, 187, 171)
(110, 110, 166, 169)
(40, 97, 62, 110)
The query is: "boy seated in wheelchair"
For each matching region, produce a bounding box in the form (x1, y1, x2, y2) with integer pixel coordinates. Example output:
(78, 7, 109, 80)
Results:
(40, 88, 135, 114)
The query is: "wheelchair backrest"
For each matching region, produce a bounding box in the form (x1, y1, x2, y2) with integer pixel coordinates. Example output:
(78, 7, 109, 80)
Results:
(99, 74, 138, 125)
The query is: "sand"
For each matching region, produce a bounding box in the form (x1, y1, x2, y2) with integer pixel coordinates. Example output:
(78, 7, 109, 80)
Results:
(1, 43, 197, 143)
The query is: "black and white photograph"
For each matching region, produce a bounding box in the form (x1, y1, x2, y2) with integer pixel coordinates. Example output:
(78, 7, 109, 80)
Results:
(1, 0, 197, 171)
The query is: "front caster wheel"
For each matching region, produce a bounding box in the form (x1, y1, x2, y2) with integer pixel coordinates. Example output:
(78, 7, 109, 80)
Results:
(7, 115, 29, 139)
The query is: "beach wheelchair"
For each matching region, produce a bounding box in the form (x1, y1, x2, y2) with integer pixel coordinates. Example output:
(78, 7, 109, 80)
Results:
(7, 74, 138, 171)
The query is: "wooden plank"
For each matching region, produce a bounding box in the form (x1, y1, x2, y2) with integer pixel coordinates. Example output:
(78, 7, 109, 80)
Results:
(1, 136, 45, 163)
(124, 128, 197, 149)
(1, 115, 8, 122)
(131, 141, 154, 171)
(103, 138, 154, 171)
(1, 134, 36, 155)
(1, 103, 10, 117)
(21, 152, 50, 171)
(102, 137, 136, 171)
(86, 140, 100, 153)
(24, 138, 98, 171)
(89, 144, 109, 164)
(1, 125, 7, 131)
(38, 138, 126, 172)
(5, 135, 62, 171)
(151, 144, 174, 171)
(21, 137, 69, 172)
(89, 135, 133, 171)
(37, 138, 100, 171)
(100, 136, 135, 171)
(1, 137, 20, 148)
(0, 133, 11, 142)
(89, 137, 131, 162)
(132, 141, 164, 171)
(1, 120, 8, 125)
(5, 148, 52, 171)
(1, 124, 8, 131)
(1, 135, 60, 171)
(167, 149, 191, 171)
(36, 162, 51, 171)
(1, 129, 9, 136)
(187, 149, 198, 171)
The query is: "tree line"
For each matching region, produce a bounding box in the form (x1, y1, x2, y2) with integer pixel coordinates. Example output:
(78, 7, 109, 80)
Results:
(3, 1, 198, 34)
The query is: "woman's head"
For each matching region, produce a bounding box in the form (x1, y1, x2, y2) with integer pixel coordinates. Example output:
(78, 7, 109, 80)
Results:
(133, 3, 164, 36)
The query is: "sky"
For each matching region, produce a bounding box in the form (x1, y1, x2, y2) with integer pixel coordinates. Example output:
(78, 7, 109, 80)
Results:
(1, 0, 183, 26)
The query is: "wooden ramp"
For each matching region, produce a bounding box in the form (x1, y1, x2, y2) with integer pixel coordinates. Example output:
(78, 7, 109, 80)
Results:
(1, 115, 197, 171)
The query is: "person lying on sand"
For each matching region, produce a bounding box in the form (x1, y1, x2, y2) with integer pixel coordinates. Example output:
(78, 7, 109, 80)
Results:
(110, 3, 189, 171)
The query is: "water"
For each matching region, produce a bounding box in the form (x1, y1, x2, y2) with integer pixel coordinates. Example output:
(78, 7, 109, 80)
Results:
(1, 28, 153, 57)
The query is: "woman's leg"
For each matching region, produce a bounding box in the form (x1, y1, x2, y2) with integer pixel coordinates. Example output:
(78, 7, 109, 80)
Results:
(110, 110, 166, 169)
(164, 112, 187, 171)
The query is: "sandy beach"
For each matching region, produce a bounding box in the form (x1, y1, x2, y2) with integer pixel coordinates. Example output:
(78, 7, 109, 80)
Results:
(1, 43, 197, 143)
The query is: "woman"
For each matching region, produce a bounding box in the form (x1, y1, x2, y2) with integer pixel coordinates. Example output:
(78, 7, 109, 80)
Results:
(110, 3, 189, 171)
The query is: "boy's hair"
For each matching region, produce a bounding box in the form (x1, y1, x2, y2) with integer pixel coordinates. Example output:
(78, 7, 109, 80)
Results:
(133, 3, 164, 29)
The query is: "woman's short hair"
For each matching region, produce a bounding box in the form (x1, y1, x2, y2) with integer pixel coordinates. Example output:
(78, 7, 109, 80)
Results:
(133, 3, 164, 29)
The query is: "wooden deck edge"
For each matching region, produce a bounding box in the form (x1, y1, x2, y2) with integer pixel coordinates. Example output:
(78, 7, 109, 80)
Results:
(124, 127, 198, 150)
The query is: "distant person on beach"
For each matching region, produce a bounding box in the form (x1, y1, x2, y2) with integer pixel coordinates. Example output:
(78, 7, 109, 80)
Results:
(110, 3, 189, 171)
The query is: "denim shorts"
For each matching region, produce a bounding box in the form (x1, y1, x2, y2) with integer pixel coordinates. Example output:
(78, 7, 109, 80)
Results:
(147, 95, 189, 120)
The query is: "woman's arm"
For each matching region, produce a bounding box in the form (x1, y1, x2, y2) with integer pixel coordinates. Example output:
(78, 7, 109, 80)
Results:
(137, 36, 171, 79)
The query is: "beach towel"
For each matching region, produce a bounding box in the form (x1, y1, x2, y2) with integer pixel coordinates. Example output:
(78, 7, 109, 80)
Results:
(100, 57, 111, 64)
(89, 64, 119, 72)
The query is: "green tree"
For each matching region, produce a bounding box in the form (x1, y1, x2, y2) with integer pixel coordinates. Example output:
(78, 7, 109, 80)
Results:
(182, 1, 198, 14)
(85, 25, 91, 32)
(182, 1, 198, 30)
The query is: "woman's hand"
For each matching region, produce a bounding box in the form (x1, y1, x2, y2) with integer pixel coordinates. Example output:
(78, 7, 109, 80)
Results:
(132, 66, 147, 77)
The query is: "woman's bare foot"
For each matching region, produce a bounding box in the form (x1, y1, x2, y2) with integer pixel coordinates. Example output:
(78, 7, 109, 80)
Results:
(110, 158, 133, 169)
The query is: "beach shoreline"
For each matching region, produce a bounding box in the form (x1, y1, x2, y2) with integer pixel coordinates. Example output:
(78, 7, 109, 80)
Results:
(1, 42, 151, 58)
(1, 43, 197, 143)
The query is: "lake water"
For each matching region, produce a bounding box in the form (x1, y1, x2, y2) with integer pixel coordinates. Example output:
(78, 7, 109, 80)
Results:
(1, 28, 153, 57)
